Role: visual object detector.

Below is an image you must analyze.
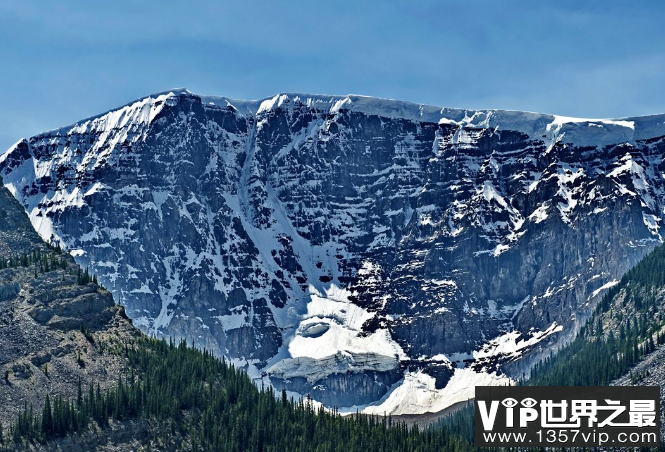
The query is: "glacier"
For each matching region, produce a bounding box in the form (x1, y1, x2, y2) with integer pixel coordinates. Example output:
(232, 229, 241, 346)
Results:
(1, 88, 664, 415)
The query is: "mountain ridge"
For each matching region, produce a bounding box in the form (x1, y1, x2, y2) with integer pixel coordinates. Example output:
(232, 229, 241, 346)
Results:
(10, 89, 665, 151)
(2, 89, 664, 414)
(0, 186, 471, 450)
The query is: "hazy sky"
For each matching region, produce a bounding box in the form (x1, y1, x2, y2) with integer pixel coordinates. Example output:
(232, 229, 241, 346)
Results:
(1, 0, 664, 151)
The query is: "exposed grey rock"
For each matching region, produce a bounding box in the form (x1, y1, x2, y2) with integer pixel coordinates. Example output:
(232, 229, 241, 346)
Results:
(2, 89, 664, 410)
(0, 184, 139, 431)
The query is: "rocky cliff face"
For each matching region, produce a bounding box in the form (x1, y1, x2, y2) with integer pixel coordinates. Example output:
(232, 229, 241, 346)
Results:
(0, 184, 139, 429)
(2, 89, 664, 413)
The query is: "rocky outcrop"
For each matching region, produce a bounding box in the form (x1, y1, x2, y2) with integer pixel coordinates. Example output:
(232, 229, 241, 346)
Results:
(2, 89, 664, 412)
(0, 184, 139, 429)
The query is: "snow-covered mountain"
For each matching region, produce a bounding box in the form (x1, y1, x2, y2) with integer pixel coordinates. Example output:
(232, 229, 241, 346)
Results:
(2, 89, 664, 414)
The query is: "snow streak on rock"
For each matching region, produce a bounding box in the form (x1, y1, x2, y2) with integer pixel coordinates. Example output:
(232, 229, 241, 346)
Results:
(2, 90, 665, 414)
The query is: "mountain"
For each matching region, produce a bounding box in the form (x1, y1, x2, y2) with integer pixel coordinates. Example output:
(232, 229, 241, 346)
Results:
(0, 183, 140, 438)
(527, 240, 665, 437)
(1, 89, 664, 414)
(439, 242, 665, 442)
(0, 184, 474, 450)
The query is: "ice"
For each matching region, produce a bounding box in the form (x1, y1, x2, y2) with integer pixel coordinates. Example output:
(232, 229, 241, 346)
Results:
(3, 87, 665, 416)
(344, 368, 511, 416)
(281, 284, 406, 363)
(546, 115, 637, 147)
(430, 279, 457, 287)
(643, 213, 661, 237)
(193, 91, 664, 148)
(588, 279, 620, 300)
(131, 284, 153, 295)
(474, 322, 562, 361)
(482, 181, 508, 208)
(493, 244, 510, 257)
(288, 322, 400, 361)
(216, 312, 250, 331)
(549, 115, 635, 130)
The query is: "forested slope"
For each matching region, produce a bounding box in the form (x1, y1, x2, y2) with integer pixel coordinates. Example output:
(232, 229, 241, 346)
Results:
(438, 242, 665, 444)
(0, 182, 477, 451)
(529, 242, 665, 386)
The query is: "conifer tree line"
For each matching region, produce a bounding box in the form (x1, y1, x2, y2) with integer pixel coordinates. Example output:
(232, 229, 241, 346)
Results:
(0, 248, 67, 273)
(10, 243, 665, 449)
(528, 242, 665, 387)
(0, 244, 475, 450)
(0, 245, 98, 286)
(434, 403, 476, 446)
(7, 337, 477, 451)
(437, 242, 665, 446)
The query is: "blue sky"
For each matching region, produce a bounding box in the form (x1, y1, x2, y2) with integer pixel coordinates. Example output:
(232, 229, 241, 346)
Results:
(1, 0, 664, 151)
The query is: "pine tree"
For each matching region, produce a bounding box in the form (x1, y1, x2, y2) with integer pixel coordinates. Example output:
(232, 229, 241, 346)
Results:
(77, 377, 83, 408)
(9, 334, 479, 450)
(41, 394, 52, 436)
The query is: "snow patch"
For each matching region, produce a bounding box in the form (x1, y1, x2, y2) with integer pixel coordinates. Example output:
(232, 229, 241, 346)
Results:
(588, 279, 619, 300)
(344, 368, 510, 416)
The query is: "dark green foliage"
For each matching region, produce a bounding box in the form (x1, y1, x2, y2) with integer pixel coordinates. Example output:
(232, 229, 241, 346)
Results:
(434, 243, 665, 446)
(79, 324, 95, 344)
(10, 337, 475, 451)
(0, 248, 66, 273)
(435, 403, 475, 443)
(40, 395, 52, 436)
(15, 243, 665, 449)
(0, 246, 106, 294)
(77, 266, 92, 285)
(529, 242, 665, 387)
